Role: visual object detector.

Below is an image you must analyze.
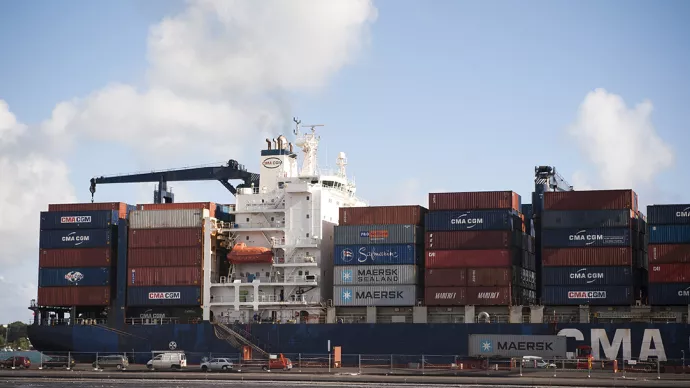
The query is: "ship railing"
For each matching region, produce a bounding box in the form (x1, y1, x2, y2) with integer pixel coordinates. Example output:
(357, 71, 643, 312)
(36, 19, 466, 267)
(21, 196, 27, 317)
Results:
(210, 294, 307, 304)
(74, 318, 108, 326)
(125, 317, 200, 325)
(228, 221, 285, 229)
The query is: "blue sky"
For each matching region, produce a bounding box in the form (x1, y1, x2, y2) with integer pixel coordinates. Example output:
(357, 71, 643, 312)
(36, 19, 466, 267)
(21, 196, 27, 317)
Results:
(0, 0, 688, 321)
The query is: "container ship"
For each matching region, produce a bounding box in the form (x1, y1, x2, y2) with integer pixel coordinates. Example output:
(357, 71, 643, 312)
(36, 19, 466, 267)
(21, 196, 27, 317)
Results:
(27, 119, 690, 363)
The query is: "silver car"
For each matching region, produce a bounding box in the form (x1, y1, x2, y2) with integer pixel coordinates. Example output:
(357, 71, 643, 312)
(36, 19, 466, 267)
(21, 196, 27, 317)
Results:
(200, 358, 235, 372)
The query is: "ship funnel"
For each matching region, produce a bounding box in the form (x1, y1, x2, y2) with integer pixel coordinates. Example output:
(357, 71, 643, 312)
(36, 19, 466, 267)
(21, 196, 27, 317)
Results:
(477, 311, 490, 323)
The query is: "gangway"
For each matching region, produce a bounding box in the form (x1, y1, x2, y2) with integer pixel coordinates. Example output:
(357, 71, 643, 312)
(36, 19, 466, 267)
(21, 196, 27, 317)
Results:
(211, 321, 271, 358)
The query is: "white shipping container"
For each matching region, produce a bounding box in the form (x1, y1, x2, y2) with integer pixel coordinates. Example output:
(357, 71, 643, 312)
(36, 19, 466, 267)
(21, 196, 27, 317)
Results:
(334, 265, 418, 286)
(129, 209, 209, 229)
(333, 285, 418, 306)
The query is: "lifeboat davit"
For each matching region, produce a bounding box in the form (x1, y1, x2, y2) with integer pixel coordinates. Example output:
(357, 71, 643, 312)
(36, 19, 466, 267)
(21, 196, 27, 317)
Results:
(227, 243, 274, 264)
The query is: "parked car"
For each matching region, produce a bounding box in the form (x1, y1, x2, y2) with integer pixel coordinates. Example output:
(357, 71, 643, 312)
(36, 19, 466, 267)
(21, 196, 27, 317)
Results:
(200, 357, 235, 372)
(0, 356, 31, 369)
(92, 355, 128, 370)
(146, 352, 187, 370)
(42, 355, 76, 369)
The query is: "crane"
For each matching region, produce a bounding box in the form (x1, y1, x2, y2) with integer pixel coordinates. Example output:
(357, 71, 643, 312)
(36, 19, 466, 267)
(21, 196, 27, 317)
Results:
(89, 159, 260, 203)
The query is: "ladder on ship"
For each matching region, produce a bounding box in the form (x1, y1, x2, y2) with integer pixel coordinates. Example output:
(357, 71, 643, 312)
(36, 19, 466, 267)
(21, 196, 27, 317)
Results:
(212, 321, 271, 358)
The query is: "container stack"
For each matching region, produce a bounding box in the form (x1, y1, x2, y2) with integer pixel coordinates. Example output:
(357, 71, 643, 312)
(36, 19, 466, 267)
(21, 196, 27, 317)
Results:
(333, 206, 426, 307)
(647, 204, 690, 305)
(424, 191, 537, 307)
(540, 190, 642, 305)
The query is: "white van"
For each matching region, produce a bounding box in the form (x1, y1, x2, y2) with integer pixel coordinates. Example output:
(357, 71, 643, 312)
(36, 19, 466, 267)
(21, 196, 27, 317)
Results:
(521, 356, 556, 369)
(146, 351, 187, 370)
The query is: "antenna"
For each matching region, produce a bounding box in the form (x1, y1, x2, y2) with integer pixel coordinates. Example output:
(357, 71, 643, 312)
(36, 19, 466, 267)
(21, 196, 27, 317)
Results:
(293, 117, 302, 136)
(302, 124, 324, 141)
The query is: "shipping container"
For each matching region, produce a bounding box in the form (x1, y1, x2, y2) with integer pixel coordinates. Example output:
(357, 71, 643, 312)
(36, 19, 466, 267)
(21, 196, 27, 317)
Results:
(465, 286, 512, 305)
(541, 285, 633, 305)
(468, 334, 566, 358)
(541, 266, 633, 286)
(39, 229, 112, 249)
(37, 286, 110, 306)
(648, 263, 690, 283)
(47, 202, 130, 219)
(333, 285, 418, 306)
(517, 267, 537, 290)
(425, 230, 521, 250)
(40, 210, 120, 230)
(38, 267, 110, 287)
(425, 210, 516, 232)
(647, 204, 690, 225)
(647, 283, 690, 305)
(39, 248, 112, 268)
(424, 286, 466, 305)
(541, 227, 631, 248)
(334, 244, 421, 266)
(426, 249, 520, 269)
(136, 202, 218, 217)
(523, 234, 535, 253)
(521, 204, 533, 220)
(126, 286, 202, 306)
(128, 266, 202, 286)
(424, 268, 467, 287)
(542, 247, 633, 267)
(333, 265, 417, 286)
(541, 209, 635, 229)
(128, 228, 203, 248)
(648, 244, 690, 264)
(127, 247, 202, 267)
(466, 268, 511, 287)
(129, 209, 209, 229)
(649, 225, 690, 244)
(334, 224, 422, 245)
(544, 190, 637, 211)
(338, 205, 427, 226)
(428, 191, 521, 212)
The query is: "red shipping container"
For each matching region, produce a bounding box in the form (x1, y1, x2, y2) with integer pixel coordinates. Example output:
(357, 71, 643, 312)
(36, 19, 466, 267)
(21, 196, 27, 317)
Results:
(425, 231, 516, 250)
(37, 286, 110, 306)
(47, 202, 129, 219)
(429, 191, 521, 212)
(128, 266, 201, 286)
(339, 205, 427, 226)
(128, 247, 202, 267)
(466, 286, 511, 305)
(425, 268, 467, 287)
(649, 263, 690, 283)
(39, 248, 112, 268)
(467, 268, 511, 287)
(544, 190, 637, 211)
(542, 247, 633, 266)
(137, 202, 217, 216)
(426, 249, 515, 268)
(424, 287, 467, 306)
(129, 228, 203, 248)
(649, 244, 690, 264)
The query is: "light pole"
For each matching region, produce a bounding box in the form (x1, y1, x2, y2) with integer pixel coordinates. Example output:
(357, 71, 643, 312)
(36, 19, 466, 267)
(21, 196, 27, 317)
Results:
(2, 324, 8, 348)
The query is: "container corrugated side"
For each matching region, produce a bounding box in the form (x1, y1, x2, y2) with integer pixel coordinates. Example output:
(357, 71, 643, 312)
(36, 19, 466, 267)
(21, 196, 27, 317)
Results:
(465, 286, 512, 305)
(649, 263, 690, 283)
(39, 229, 112, 249)
(425, 230, 520, 250)
(426, 249, 520, 268)
(333, 265, 417, 285)
(334, 244, 421, 266)
(334, 224, 422, 245)
(541, 285, 633, 305)
(39, 248, 112, 268)
(338, 205, 427, 226)
(424, 287, 466, 305)
(648, 244, 690, 264)
(127, 247, 202, 267)
(647, 283, 690, 305)
(126, 286, 201, 306)
(468, 334, 567, 358)
(425, 268, 467, 287)
(647, 205, 690, 225)
(425, 210, 516, 232)
(40, 210, 120, 230)
(128, 228, 203, 248)
(37, 286, 110, 306)
(541, 209, 635, 229)
(428, 191, 521, 212)
(541, 266, 633, 286)
(38, 267, 111, 287)
(128, 266, 202, 286)
(333, 285, 418, 306)
(466, 268, 511, 287)
(129, 209, 209, 229)
(47, 202, 129, 219)
(649, 225, 690, 244)
(544, 190, 637, 211)
(136, 202, 218, 217)
(542, 247, 633, 266)
(542, 227, 631, 248)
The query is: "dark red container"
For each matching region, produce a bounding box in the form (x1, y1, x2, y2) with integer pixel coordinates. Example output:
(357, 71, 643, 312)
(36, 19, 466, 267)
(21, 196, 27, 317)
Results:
(426, 249, 515, 268)
(467, 268, 511, 287)
(425, 231, 516, 250)
(37, 286, 110, 306)
(128, 266, 202, 286)
(428, 191, 521, 212)
(544, 190, 638, 211)
(466, 286, 511, 305)
(39, 248, 112, 268)
(649, 244, 690, 264)
(47, 202, 129, 219)
(424, 287, 467, 305)
(136, 202, 217, 215)
(649, 263, 690, 283)
(425, 268, 467, 287)
(339, 205, 427, 226)
(542, 247, 633, 266)
(129, 228, 202, 248)
(128, 247, 202, 267)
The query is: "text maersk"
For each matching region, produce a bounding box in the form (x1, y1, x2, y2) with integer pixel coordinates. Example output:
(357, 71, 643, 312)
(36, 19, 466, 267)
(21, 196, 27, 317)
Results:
(60, 216, 92, 224)
(356, 291, 403, 299)
(357, 268, 399, 283)
(498, 341, 555, 351)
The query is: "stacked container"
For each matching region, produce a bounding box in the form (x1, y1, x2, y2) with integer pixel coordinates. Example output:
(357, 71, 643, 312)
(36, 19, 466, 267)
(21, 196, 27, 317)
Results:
(424, 191, 536, 307)
(647, 204, 690, 305)
(333, 205, 426, 307)
(540, 190, 642, 305)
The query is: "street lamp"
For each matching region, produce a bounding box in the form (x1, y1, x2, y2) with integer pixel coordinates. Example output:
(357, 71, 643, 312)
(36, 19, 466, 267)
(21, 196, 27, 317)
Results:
(2, 324, 8, 348)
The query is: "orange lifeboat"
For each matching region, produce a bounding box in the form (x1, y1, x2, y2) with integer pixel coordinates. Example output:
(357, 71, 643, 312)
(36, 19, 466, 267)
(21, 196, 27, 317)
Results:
(227, 243, 274, 264)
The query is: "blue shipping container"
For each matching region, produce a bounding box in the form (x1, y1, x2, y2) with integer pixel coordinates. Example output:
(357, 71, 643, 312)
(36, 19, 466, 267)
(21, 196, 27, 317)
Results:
(648, 283, 690, 305)
(647, 205, 690, 225)
(425, 210, 515, 232)
(541, 210, 634, 229)
(40, 210, 119, 230)
(649, 225, 690, 244)
(541, 228, 630, 248)
(38, 267, 110, 287)
(542, 266, 633, 286)
(126, 286, 201, 307)
(541, 286, 633, 305)
(334, 244, 421, 266)
(39, 229, 112, 249)
(114, 222, 129, 315)
(334, 225, 422, 245)
(521, 204, 533, 220)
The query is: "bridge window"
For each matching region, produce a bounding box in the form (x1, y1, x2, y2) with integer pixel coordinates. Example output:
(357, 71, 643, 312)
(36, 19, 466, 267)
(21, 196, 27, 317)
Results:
(299, 271, 303, 275)
(246, 236, 249, 241)
(306, 233, 309, 237)
(306, 196, 310, 201)
(306, 214, 309, 219)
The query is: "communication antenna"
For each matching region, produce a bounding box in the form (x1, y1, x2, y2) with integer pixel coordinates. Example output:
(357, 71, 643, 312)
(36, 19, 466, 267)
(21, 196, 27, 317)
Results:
(293, 117, 302, 136)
